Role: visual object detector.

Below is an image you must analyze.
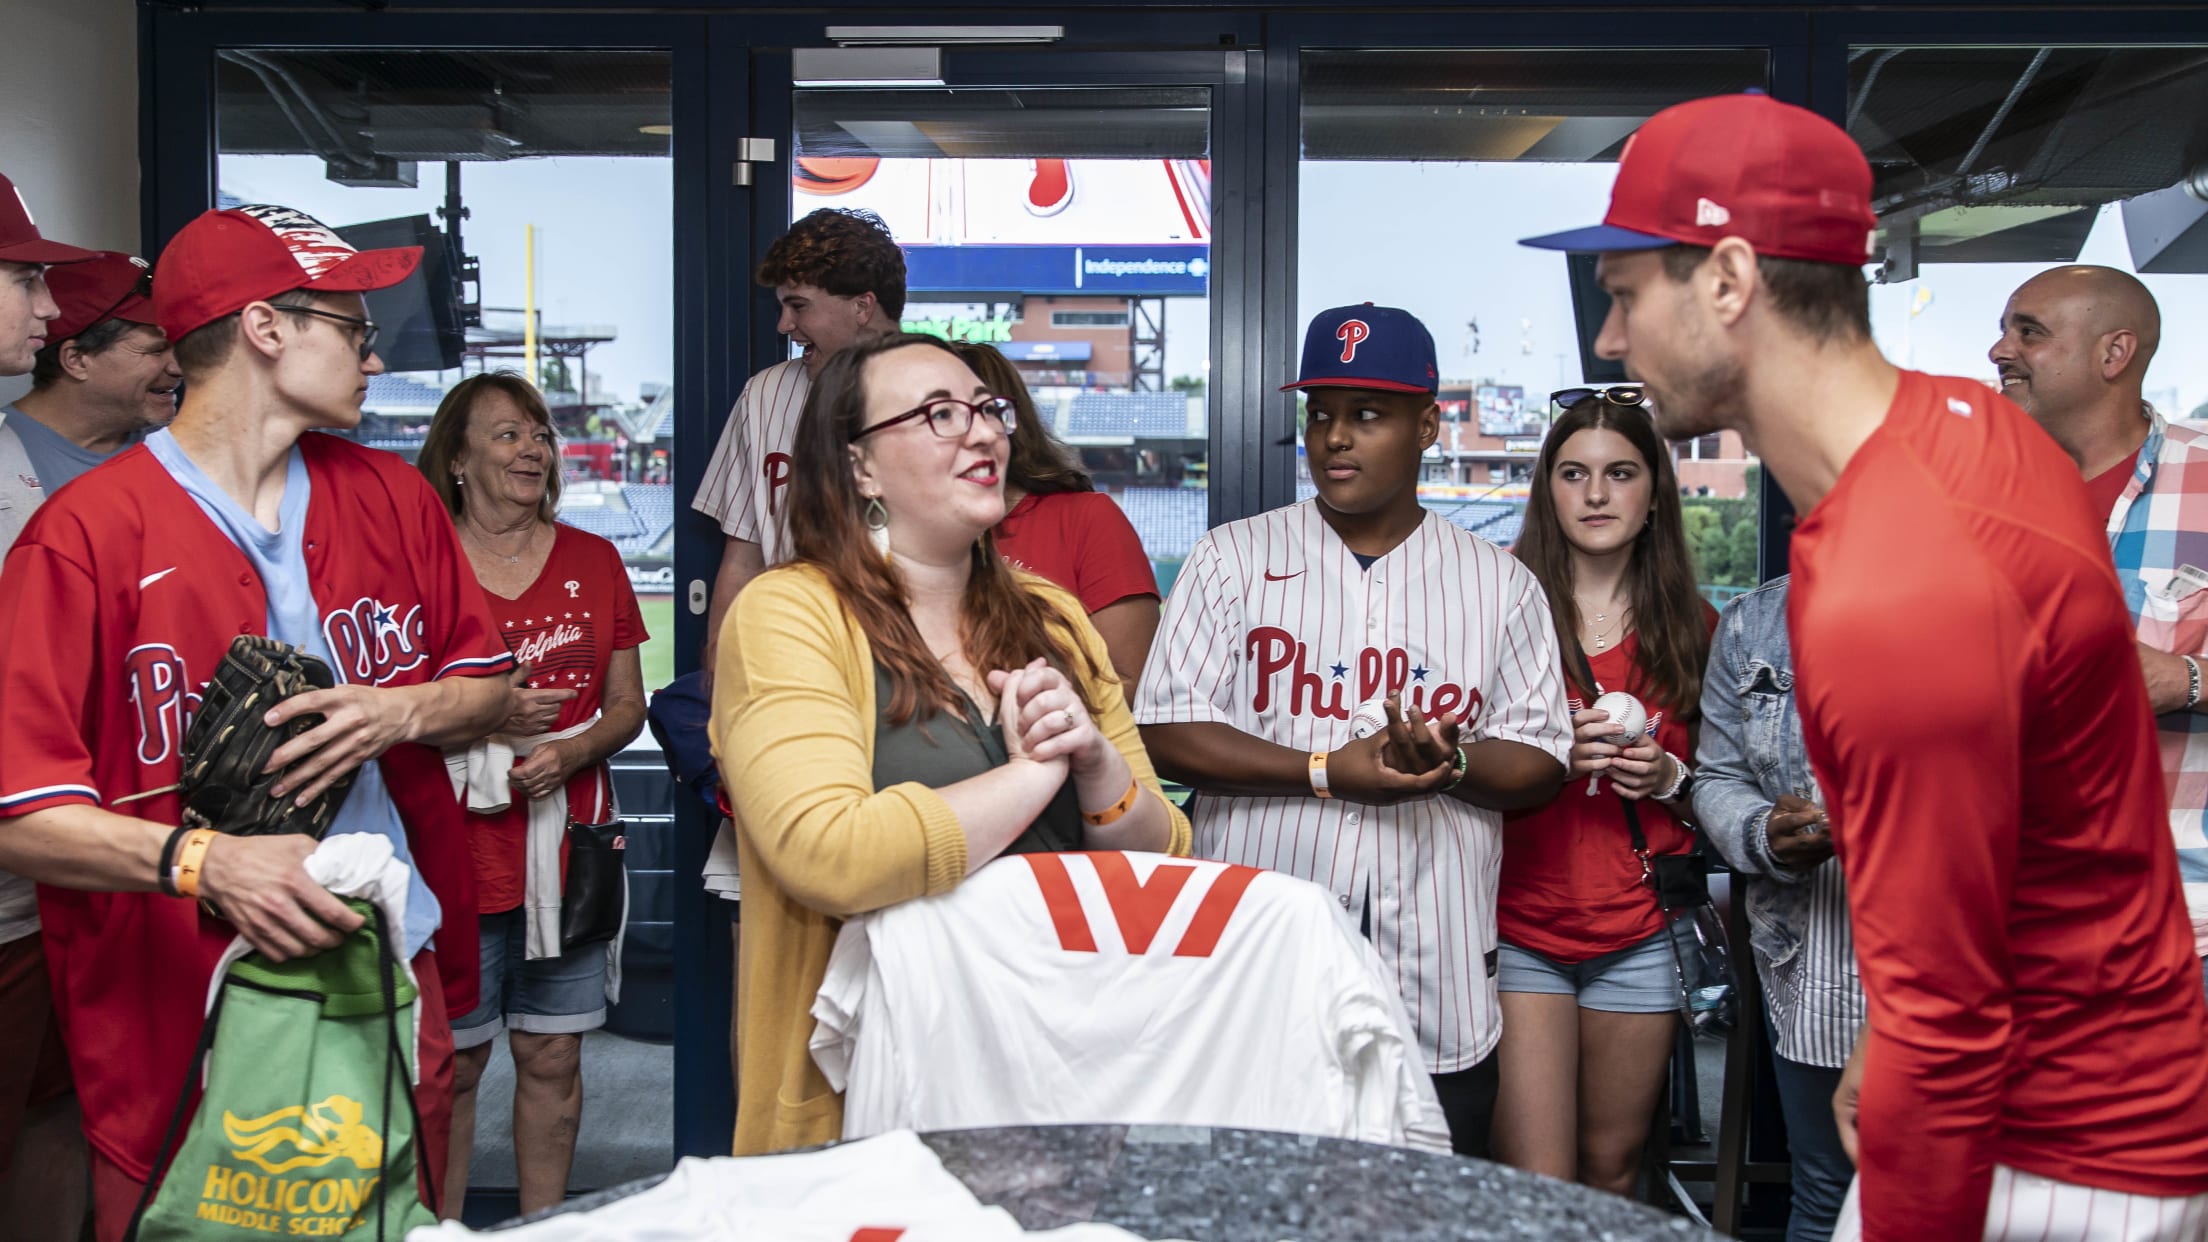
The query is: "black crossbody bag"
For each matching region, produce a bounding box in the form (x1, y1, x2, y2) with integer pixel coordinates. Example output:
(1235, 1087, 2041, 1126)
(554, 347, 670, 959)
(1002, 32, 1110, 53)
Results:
(1568, 644, 1712, 915)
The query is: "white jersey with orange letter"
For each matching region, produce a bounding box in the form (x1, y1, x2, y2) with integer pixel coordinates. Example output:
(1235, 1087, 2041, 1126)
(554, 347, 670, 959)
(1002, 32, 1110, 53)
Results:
(692, 358, 809, 566)
(810, 851, 1451, 1152)
(1132, 502, 1572, 1072)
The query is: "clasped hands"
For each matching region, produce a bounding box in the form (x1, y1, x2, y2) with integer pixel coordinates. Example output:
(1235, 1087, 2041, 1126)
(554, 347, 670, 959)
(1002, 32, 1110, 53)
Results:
(1326, 695, 1464, 806)
(986, 658, 1109, 778)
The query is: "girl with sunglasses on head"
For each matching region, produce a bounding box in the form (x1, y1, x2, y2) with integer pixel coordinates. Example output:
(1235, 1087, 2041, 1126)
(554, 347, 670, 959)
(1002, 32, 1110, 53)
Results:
(1490, 387, 1717, 1197)
(951, 342, 1162, 685)
(710, 333, 1188, 1155)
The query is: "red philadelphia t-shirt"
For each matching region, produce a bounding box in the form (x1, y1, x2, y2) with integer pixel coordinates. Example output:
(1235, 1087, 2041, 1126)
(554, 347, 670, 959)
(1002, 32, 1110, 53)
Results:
(471, 523, 648, 915)
(1498, 629, 1703, 963)
(1791, 369, 2208, 1239)
(994, 490, 1159, 615)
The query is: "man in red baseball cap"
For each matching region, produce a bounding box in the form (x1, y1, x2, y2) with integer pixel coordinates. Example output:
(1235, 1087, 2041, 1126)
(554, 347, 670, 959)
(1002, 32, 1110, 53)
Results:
(0, 204, 515, 1239)
(1525, 92, 2208, 1241)
(0, 172, 95, 378)
(4, 253, 178, 500)
(0, 171, 98, 1242)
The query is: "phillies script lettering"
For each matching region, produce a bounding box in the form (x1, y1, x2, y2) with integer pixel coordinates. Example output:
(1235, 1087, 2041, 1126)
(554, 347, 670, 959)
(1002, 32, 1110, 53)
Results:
(764, 452, 792, 516)
(127, 643, 196, 766)
(1024, 853, 1261, 959)
(1246, 625, 1481, 723)
(512, 623, 583, 667)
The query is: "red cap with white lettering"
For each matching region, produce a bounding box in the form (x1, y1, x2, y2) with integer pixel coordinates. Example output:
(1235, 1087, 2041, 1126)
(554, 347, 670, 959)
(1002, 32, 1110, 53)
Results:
(151, 204, 420, 342)
(1519, 92, 1879, 266)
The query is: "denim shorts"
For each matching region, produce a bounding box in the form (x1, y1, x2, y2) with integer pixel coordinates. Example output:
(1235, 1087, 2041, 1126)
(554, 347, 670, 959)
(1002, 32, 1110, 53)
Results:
(1497, 920, 1687, 1014)
(451, 907, 609, 1049)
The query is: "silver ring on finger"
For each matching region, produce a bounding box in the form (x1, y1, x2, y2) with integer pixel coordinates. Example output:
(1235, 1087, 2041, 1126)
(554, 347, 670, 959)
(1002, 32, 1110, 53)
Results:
(1059, 708, 1077, 731)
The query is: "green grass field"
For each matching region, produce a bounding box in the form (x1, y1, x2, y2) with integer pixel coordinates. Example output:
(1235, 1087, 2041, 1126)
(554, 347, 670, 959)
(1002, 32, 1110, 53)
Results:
(637, 595, 676, 690)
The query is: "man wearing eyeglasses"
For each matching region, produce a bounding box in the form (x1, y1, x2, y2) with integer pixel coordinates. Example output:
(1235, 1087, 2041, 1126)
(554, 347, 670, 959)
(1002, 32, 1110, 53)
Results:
(4, 252, 177, 499)
(0, 170, 96, 1242)
(0, 204, 514, 1239)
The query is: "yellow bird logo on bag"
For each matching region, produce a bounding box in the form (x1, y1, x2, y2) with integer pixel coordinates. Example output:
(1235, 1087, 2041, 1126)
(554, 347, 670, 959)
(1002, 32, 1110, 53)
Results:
(223, 1094, 384, 1174)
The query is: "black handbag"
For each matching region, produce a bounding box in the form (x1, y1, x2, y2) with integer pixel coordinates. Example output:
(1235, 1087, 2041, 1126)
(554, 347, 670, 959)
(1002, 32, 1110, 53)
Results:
(559, 817, 627, 951)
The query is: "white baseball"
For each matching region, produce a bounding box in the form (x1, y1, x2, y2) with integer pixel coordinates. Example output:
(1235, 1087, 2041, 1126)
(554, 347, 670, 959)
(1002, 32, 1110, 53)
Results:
(1591, 691, 1648, 746)
(1349, 699, 1391, 740)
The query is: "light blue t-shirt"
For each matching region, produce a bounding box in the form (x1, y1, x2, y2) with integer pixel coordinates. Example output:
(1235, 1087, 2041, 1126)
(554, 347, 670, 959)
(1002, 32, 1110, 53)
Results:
(2, 402, 139, 494)
(145, 430, 439, 957)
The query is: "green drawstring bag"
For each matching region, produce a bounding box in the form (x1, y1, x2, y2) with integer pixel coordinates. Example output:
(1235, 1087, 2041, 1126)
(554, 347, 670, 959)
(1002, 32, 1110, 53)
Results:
(127, 899, 437, 1242)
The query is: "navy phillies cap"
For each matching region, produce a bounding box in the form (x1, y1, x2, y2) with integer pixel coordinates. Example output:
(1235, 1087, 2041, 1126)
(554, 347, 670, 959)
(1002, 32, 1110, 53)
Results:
(1283, 304, 1438, 394)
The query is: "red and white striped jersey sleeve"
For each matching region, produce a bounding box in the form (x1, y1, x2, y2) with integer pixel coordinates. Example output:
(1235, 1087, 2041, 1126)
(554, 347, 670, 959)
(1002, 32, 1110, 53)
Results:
(1472, 564, 1573, 765)
(1133, 533, 1242, 726)
(693, 360, 810, 563)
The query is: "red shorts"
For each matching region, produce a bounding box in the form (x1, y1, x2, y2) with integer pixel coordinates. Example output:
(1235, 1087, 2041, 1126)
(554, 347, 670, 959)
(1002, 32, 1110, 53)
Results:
(0, 932, 75, 1179)
(91, 949, 454, 1242)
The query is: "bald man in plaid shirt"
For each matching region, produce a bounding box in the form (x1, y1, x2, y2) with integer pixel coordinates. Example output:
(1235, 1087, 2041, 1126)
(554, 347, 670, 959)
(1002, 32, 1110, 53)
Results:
(1993, 264, 2208, 989)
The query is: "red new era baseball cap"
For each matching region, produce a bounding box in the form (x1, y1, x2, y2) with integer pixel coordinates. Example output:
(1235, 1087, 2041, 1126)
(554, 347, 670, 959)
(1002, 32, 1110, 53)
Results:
(1520, 92, 1878, 266)
(46, 252, 156, 342)
(152, 204, 421, 343)
(0, 173, 96, 266)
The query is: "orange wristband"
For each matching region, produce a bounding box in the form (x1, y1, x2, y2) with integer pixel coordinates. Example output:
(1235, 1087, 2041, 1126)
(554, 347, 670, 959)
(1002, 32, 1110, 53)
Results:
(173, 828, 217, 899)
(1309, 751, 1333, 799)
(1082, 776, 1141, 827)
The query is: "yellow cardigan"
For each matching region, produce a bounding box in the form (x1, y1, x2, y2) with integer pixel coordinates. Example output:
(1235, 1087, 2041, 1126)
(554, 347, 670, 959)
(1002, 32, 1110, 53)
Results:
(709, 563, 1192, 1155)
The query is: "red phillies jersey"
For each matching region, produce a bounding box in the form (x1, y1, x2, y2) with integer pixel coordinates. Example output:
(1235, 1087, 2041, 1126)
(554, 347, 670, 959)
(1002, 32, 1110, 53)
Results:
(470, 523, 647, 914)
(992, 491, 1160, 617)
(1498, 631, 1701, 964)
(0, 433, 513, 1181)
(1790, 370, 2208, 1238)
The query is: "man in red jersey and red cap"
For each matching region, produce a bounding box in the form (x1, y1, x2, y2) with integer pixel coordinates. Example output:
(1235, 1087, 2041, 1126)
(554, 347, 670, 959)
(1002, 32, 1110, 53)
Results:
(0, 203, 513, 1239)
(6, 252, 179, 495)
(0, 170, 97, 1242)
(1523, 93, 2208, 1240)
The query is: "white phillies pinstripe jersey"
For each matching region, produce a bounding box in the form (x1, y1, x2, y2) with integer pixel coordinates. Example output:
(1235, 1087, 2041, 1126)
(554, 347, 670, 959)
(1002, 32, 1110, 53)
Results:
(811, 851, 1449, 1152)
(693, 358, 810, 565)
(1133, 502, 1573, 1072)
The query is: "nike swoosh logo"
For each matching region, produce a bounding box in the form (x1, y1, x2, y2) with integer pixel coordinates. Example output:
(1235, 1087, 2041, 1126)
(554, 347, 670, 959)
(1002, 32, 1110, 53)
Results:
(1263, 569, 1304, 582)
(139, 567, 178, 590)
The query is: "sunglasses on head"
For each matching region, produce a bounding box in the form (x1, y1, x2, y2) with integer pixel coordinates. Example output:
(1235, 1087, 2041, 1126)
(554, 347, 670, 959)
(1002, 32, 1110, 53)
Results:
(1550, 384, 1647, 413)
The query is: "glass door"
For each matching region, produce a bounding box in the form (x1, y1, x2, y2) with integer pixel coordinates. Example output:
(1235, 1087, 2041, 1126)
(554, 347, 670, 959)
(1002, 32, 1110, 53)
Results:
(1294, 46, 1772, 603)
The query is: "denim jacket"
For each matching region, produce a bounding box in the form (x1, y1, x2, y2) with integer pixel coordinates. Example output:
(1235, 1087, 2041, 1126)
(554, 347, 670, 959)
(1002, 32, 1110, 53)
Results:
(1692, 575, 1828, 972)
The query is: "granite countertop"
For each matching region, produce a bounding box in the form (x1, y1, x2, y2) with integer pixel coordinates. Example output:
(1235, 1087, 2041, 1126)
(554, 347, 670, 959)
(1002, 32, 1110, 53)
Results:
(503, 1124, 1717, 1240)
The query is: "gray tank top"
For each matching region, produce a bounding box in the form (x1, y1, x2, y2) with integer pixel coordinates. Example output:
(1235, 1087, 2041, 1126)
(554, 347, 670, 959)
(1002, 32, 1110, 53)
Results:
(869, 663, 1086, 856)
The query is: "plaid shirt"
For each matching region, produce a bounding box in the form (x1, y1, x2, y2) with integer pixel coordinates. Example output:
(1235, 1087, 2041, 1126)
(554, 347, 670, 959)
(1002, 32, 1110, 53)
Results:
(2108, 404, 2208, 957)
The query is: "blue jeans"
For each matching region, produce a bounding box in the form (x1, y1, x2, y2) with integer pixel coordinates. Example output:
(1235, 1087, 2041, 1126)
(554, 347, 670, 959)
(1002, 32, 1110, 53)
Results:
(1769, 1054, 1853, 1242)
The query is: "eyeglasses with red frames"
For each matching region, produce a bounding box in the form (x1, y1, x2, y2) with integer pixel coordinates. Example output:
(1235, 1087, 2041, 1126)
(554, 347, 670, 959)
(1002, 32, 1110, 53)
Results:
(849, 395, 1019, 442)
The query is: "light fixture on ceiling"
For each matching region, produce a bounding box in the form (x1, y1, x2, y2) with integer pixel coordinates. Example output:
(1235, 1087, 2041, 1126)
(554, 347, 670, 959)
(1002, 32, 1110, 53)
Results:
(825, 26, 1064, 46)
(793, 47, 946, 88)
(637, 124, 674, 136)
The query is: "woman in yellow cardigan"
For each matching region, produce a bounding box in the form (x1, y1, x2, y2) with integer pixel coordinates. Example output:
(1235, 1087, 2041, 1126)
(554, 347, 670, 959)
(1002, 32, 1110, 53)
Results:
(710, 333, 1190, 1155)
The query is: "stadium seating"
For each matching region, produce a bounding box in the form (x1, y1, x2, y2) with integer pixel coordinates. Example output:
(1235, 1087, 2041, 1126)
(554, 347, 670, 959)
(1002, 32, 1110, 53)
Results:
(1067, 392, 1195, 439)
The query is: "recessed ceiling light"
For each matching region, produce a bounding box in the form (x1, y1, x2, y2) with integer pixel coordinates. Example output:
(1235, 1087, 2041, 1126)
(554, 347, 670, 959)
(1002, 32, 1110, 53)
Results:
(638, 124, 674, 136)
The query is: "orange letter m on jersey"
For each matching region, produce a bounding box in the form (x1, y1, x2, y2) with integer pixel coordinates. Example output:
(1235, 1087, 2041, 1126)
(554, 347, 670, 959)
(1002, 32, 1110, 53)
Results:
(1023, 853, 1261, 958)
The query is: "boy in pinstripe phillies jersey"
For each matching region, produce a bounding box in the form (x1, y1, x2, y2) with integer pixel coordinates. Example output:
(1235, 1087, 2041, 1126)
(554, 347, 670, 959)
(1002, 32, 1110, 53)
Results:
(1134, 304, 1575, 1157)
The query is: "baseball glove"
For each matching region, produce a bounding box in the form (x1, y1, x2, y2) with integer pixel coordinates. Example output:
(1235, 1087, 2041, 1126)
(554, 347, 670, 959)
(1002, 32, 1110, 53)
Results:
(176, 635, 358, 838)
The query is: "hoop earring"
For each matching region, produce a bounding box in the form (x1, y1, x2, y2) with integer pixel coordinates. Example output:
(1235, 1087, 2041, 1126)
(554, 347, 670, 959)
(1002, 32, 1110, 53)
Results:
(864, 496, 891, 560)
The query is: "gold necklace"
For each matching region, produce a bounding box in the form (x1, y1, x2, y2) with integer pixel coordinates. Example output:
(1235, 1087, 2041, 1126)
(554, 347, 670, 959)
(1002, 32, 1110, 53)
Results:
(1578, 598, 1630, 651)
(465, 516, 538, 565)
